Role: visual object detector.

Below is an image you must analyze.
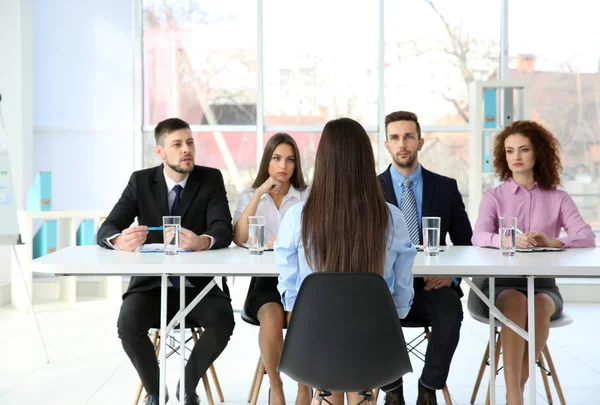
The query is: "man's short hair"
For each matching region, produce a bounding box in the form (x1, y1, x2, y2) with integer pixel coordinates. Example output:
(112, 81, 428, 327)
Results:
(154, 118, 191, 145)
(384, 111, 421, 139)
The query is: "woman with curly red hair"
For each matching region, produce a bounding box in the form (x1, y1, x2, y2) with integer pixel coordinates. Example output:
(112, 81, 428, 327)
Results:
(469, 120, 595, 405)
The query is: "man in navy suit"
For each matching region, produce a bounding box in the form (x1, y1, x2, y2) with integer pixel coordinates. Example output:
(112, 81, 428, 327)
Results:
(378, 111, 472, 405)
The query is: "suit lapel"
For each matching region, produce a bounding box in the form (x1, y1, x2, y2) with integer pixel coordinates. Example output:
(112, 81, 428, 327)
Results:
(421, 166, 435, 217)
(381, 165, 399, 208)
(178, 167, 201, 219)
(152, 166, 170, 216)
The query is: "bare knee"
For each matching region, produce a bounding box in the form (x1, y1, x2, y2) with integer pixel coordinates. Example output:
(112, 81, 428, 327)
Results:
(258, 303, 285, 330)
(497, 289, 527, 322)
(534, 294, 555, 319)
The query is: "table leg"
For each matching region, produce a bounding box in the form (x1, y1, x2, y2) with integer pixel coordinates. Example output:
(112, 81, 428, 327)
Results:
(167, 278, 217, 333)
(180, 276, 186, 404)
(464, 277, 531, 405)
(159, 273, 168, 405)
(489, 277, 496, 405)
(527, 276, 536, 405)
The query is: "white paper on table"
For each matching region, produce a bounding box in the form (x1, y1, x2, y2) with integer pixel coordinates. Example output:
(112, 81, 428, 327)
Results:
(139, 243, 194, 253)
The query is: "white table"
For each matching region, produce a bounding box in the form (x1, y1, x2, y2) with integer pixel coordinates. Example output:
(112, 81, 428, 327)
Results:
(32, 245, 600, 405)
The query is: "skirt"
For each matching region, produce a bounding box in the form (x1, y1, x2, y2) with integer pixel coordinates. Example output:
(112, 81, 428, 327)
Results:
(467, 277, 563, 321)
(244, 276, 283, 319)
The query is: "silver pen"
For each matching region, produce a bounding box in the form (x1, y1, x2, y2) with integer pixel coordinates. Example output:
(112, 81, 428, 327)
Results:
(516, 228, 537, 247)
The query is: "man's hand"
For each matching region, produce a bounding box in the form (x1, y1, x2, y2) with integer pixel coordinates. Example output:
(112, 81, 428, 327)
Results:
(423, 277, 453, 291)
(111, 226, 148, 252)
(178, 227, 211, 251)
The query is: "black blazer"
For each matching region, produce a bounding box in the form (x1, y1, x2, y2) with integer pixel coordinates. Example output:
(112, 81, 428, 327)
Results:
(97, 165, 233, 298)
(378, 165, 473, 295)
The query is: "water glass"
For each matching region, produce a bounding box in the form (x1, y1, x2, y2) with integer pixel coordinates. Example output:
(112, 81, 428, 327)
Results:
(163, 216, 181, 255)
(247, 216, 266, 255)
(499, 216, 517, 256)
(422, 217, 441, 256)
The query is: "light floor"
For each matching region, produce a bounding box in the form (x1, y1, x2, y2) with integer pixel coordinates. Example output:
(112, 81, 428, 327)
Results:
(0, 287, 598, 405)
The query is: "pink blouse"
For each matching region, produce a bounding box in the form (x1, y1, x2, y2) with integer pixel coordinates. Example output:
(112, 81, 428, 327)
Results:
(472, 179, 596, 248)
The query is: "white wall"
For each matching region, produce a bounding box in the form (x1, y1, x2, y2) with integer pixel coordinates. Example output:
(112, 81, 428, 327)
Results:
(33, 0, 136, 210)
(0, 0, 34, 287)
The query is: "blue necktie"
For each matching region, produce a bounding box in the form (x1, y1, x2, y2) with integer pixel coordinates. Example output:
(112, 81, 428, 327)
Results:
(401, 178, 420, 245)
(171, 185, 182, 216)
(170, 185, 183, 288)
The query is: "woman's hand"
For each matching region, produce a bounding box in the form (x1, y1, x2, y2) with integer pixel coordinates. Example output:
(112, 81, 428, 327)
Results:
(265, 236, 277, 249)
(527, 230, 564, 248)
(516, 232, 537, 248)
(256, 177, 282, 196)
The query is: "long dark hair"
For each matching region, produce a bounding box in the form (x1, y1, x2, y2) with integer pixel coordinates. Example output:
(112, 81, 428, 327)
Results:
(252, 133, 307, 190)
(301, 118, 389, 275)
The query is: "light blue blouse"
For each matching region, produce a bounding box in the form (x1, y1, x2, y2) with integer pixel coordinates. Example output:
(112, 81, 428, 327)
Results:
(275, 201, 416, 319)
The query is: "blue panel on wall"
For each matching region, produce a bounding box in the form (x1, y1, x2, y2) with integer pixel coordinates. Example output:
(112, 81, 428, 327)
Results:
(33, 220, 57, 259)
(27, 171, 52, 211)
(76, 219, 95, 246)
(483, 89, 497, 173)
(29, 171, 56, 258)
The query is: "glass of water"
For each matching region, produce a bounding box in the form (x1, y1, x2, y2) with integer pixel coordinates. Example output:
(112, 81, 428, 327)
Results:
(499, 216, 517, 256)
(422, 217, 441, 256)
(163, 216, 181, 255)
(247, 216, 266, 255)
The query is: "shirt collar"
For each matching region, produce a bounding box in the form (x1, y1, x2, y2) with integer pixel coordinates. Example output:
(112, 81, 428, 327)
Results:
(163, 169, 189, 193)
(283, 185, 303, 202)
(506, 177, 539, 194)
(390, 164, 422, 186)
(261, 185, 303, 202)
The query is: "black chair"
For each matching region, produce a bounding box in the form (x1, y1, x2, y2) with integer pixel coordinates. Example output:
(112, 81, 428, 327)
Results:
(278, 272, 413, 405)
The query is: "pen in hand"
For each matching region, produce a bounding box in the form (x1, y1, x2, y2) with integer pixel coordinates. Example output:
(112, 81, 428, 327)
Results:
(147, 226, 163, 231)
(516, 228, 537, 247)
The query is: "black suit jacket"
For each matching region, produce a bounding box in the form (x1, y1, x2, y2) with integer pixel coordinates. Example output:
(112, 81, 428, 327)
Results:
(97, 165, 233, 298)
(378, 165, 473, 296)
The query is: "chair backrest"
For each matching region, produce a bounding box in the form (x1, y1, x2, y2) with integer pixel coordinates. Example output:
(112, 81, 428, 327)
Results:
(278, 272, 412, 392)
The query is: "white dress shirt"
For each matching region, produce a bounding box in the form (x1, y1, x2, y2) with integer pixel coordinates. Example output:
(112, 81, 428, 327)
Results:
(233, 185, 310, 241)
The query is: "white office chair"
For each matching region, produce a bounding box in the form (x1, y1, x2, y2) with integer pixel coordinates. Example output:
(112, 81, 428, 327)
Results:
(469, 311, 571, 405)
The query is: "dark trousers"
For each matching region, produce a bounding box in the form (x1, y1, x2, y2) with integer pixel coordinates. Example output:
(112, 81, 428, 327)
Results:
(383, 278, 463, 391)
(117, 285, 235, 396)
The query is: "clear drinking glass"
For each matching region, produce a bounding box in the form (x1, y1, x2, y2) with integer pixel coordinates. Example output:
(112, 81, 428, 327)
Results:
(163, 216, 181, 255)
(422, 217, 441, 256)
(499, 216, 517, 256)
(247, 216, 266, 255)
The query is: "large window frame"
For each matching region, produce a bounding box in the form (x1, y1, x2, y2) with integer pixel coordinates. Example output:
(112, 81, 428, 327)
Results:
(134, 0, 600, 238)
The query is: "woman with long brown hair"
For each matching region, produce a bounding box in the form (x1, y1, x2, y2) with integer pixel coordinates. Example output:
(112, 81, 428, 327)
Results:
(470, 120, 595, 405)
(233, 133, 310, 405)
(275, 118, 416, 405)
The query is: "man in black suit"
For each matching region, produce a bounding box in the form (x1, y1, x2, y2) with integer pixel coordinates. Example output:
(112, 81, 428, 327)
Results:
(97, 118, 235, 405)
(378, 111, 472, 405)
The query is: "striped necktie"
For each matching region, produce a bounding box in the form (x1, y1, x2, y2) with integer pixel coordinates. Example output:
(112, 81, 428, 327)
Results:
(401, 177, 420, 245)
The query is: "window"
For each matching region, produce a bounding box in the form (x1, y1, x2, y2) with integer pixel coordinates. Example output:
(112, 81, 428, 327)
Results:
(263, 0, 379, 127)
(510, 0, 600, 229)
(143, 0, 257, 125)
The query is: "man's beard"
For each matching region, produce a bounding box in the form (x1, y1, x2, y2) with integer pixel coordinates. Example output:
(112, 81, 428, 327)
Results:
(166, 159, 194, 174)
(392, 151, 417, 168)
